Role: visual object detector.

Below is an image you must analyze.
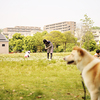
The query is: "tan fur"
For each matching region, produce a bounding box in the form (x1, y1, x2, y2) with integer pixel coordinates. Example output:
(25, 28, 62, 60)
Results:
(73, 46, 84, 56)
(88, 63, 100, 86)
(64, 46, 100, 100)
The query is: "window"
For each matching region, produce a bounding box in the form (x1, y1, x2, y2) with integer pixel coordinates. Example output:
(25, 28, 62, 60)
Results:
(2, 44, 5, 47)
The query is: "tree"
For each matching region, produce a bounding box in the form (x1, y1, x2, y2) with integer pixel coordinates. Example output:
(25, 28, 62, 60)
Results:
(42, 31, 48, 36)
(33, 32, 44, 52)
(13, 39, 23, 52)
(9, 33, 24, 52)
(82, 31, 94, 50)
(9, 39, 13, 52)
(12, 33, 24, 40)
(44, 31, 64, 49)
(23, 36, 36, 52)
(89, 39, 96, 51)
(96, 41, 100, 50)
(80, 14, 94, 33)
(63, 31, 77, 51)
(80, 14, 94, 47)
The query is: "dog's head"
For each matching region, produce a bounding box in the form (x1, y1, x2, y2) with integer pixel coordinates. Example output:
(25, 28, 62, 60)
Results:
(64, 46, 84, 65)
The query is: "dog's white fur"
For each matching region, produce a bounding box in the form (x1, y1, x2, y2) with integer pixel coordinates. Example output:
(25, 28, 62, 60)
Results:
(64, 46, 100, 100)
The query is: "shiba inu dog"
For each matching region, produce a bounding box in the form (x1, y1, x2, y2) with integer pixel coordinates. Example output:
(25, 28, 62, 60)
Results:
(64, 46, 100, 100)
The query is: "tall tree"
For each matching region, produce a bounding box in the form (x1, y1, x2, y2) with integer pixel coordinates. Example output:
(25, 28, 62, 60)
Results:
(42, 31, 48, 36)
(89, 39, 97, 51)
(80, 14, 94, 47)
(44, 31, 64, 49)
(13, 39, 23, 52)
(33, 32, 44, 52)
(82, 31, 94, 50)
(12, 33, 24, 40)
(9, 33, 24, 52)
(80, 14, 94, 33)
(23, 36, 36, 52)
(63, 31, 77, 51)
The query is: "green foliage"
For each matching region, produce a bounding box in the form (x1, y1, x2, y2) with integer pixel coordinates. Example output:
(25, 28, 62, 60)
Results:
(92, 26, 100, 29)
(33, 32, 44, 52)
(44, 30, 77, 52)
(12, 33, 24, 40)
(95, 41, 100, 51)
(13, 39, 23, 52)
(63, 31, 76, 43)
(42, 31, 48, 36)
(63, 31, 77, 51)
(82, 31, 94, 42)
(23, 36, 36, 52)
(89, 39, 97, 51)
(80, 14, 96, 48)
(80, 14, 94, 32)
(44, 31, 64, 49)
(58, 45, 64, 52)
(9, 33, 24, 52)
(8, 29, 98, 53)
(33, 32, 44, 46)
(82, 31, 95, 51)
(82, 39, 97, 51)
(66, 43, 76, 52)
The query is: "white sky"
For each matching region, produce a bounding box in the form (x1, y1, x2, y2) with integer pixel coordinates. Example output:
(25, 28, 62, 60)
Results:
(0, 0, 100, 29)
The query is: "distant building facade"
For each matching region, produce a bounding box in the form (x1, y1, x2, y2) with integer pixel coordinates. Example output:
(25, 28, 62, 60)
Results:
(43, 21, 76, 33)
(1, 26, 42, 39)
(91, 29, 100, 45)
(0, 34, 9, 54)
(75, 28, 100, 44)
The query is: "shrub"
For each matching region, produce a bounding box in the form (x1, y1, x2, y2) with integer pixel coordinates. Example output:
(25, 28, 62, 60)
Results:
(58, 46, 64, 52)
(66, 43, 75, 52)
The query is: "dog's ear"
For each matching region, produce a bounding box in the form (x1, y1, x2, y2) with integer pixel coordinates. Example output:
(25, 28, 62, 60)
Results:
(73, 46, 84, 56)
(78, 49, 84, 56)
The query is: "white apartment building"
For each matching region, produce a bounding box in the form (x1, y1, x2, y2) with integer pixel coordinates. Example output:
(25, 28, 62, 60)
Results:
(92, 29, 100, 44)
(1, 26, 42, 39)
(43, 21, 76, 33)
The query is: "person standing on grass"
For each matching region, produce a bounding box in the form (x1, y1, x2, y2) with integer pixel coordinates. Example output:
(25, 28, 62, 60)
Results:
(94, 49, 100, 58)
(43, 39, 53, 60)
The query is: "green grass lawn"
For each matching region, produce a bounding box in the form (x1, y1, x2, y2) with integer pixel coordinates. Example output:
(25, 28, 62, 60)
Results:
(0, 52, 95, 100)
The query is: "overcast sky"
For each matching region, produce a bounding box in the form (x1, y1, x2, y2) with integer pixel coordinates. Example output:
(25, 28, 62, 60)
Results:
(0, 0, 100, 29)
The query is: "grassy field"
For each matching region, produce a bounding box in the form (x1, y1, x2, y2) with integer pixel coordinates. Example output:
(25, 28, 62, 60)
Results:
(0, 52, 95, 100)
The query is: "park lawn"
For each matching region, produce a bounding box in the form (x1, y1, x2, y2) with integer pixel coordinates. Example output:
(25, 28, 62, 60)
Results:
(0, 52, 94, 100)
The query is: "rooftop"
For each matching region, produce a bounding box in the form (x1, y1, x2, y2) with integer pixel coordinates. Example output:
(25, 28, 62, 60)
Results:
(0, 34, 9, 42)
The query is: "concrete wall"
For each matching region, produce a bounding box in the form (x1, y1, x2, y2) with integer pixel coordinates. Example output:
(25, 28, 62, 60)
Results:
(0, 42, 9, 54)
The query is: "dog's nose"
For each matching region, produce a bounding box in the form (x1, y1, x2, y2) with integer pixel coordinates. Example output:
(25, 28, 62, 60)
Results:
(63, 56, 69, 61)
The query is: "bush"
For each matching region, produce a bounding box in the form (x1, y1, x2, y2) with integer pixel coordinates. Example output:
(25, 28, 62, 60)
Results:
(53, 49, 59, 52)
(66, 43, 76, 52)
(58, 46, 64, 52)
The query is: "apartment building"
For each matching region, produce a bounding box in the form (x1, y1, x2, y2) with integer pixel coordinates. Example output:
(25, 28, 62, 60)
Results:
(43, 21, 76, 33)
(2, 26, 42, 39)
(92, 29, 100, 44)
(75, 28, 100, 44)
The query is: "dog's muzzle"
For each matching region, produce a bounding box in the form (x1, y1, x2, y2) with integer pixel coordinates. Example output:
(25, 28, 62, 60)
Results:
(63, 56, 69, 61)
